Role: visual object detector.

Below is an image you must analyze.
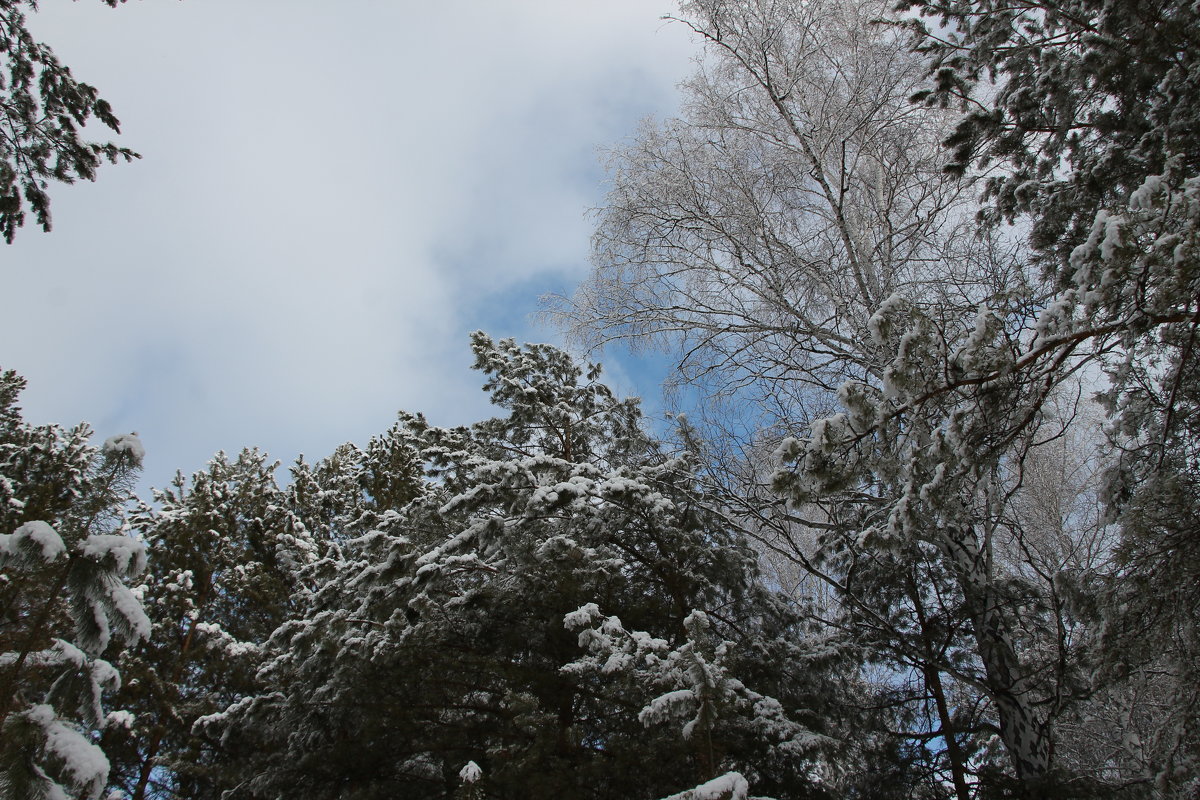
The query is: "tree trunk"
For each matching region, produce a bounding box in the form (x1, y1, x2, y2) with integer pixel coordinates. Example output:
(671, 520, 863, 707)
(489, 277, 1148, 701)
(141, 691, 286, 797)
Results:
(906, 570, 973, 800)
(945, 526, 1051, 796)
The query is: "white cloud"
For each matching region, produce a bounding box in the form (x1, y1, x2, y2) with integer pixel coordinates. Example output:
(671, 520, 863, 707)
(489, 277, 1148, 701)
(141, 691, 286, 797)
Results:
(4, 0, 696, 489)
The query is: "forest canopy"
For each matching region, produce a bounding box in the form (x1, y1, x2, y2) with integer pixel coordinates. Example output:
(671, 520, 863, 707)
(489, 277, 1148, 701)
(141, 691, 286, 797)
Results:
(3, 0, 1200, 799)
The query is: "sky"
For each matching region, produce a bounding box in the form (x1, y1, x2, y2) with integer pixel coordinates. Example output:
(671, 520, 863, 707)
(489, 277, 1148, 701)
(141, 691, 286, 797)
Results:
(3, 0, 697, 493)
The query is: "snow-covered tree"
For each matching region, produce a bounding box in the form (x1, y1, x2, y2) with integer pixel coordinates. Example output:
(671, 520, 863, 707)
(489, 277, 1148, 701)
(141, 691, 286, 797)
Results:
(103, 449, 316, 800)
(556, 0, 1131, 795)
(287, 417, 425, 546)
(898, 0, 1200, 794)
(562, 604, 834, 799)
(0, 368, 149, 800)
(205, 334, 838, 800)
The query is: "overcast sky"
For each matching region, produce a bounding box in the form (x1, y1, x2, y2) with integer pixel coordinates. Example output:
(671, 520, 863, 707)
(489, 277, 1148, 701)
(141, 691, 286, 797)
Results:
(4, 0, 696, 492)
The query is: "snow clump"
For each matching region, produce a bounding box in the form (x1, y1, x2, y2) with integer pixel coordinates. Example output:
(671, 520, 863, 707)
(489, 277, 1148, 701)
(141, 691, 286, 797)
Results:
(102, 432, 145, 464)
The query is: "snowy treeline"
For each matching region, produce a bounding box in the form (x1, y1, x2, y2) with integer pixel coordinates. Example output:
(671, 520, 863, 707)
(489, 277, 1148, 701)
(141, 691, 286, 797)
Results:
(4, 0, 1200, 798)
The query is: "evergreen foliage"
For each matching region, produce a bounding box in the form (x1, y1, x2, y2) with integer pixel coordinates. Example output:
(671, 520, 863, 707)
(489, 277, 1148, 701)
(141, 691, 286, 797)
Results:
(896, 0, 1200, 793)
(198, 334, 839, 800)
(5, 0, 1200, 797)
(0, 1, 137, 242)
(0, 369, 148, 800)
(103, 449, 316, 800)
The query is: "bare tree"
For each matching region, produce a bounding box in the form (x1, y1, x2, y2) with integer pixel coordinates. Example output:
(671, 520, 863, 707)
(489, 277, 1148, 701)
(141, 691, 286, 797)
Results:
(551, 0, 1119, 795)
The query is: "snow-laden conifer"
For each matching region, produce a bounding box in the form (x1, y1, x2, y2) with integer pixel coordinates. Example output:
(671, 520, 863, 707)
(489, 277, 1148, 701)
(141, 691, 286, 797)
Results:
(102, 448, 318, 800)
(0, 369, 148, 800)
(206, 335, 838, 799)
(895, 0, 1200, 792)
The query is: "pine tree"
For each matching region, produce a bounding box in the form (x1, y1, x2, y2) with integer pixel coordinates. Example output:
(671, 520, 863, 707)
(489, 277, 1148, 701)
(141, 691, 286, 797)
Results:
(104, 449, 316, 800)
(898, 1, 1200, 793)
(208, 334, 837, 800)
(0, 368, 149, 800)
(287, 417, 425, 547)
(0, 0, 138, 241)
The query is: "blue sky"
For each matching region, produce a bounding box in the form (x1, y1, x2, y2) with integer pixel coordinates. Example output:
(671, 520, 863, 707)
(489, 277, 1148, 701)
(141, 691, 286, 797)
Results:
(4, 0, 696, 491)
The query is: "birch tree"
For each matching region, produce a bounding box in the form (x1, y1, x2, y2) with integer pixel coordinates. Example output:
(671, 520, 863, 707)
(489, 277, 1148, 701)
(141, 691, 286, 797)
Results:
(557, 0, 1104, 795)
